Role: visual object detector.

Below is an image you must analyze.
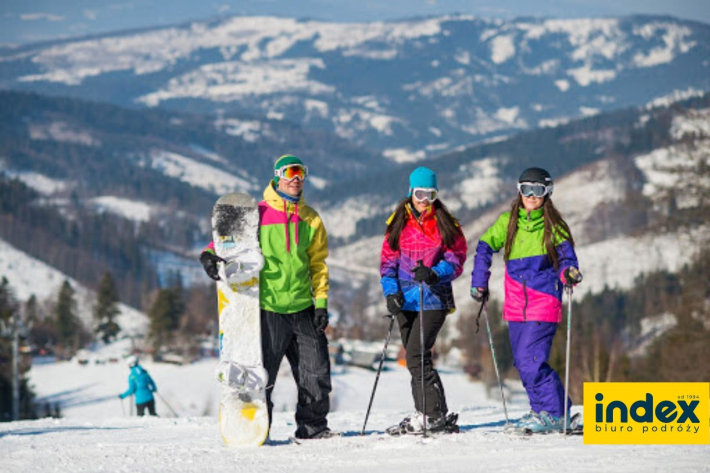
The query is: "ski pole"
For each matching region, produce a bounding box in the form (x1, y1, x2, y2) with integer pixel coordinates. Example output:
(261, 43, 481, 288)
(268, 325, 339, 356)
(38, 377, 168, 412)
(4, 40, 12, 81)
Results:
(481, 301, 509, 425)
(562, 268, 580, 435)
(120, 397, 125, 417)
(416, 260, 427, 438)
(360, 314, 396, 435)
(156, 392, 178, 417)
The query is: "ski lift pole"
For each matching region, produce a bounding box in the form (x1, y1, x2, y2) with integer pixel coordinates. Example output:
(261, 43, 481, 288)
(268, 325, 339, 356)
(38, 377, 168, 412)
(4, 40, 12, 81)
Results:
(1, 313, 31, 421)
(481, 301, 509, 426)
(361, 314, 396, 435)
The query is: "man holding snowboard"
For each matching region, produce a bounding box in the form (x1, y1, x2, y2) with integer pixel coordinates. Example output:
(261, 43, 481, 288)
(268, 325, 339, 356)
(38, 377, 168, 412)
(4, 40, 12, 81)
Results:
(201, 154, 337, 440)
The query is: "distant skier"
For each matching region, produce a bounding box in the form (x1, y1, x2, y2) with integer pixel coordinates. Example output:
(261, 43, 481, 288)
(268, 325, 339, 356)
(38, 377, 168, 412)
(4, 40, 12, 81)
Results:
(380, 167, 467, 435)
(470, 167, 582, 434)
(119, 356, 158, 416)
(200, 155, 337, 440)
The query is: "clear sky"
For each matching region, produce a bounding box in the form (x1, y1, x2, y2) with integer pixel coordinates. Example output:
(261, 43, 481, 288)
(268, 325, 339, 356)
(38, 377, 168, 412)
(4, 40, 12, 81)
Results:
(1, 0, 709, 45)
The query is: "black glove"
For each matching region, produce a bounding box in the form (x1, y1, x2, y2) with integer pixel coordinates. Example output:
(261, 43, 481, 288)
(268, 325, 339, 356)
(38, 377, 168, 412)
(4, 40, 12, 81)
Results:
(314, 308, 329, 333)
(564, 267, 583, 287)
(471, 287, 489, 303)
(412, 265, 439, 285)
(199, 251, 225, 281)
(386, 293, 404, 316)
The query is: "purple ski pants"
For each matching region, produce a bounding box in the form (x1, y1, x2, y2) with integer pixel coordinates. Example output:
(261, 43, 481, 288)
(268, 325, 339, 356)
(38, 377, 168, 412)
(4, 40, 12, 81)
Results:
(508, 321, 570, 418)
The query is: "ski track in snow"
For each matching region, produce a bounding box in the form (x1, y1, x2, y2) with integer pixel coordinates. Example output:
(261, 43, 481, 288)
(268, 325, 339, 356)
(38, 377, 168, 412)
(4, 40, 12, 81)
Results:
(2, 354, 709, 472)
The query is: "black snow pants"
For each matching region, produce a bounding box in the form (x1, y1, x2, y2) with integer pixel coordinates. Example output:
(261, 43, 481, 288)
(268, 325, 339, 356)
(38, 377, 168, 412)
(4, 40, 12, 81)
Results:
(261, 305, 332, 438)
(397, 309, 448, 418)
(136, 399, 157, 416)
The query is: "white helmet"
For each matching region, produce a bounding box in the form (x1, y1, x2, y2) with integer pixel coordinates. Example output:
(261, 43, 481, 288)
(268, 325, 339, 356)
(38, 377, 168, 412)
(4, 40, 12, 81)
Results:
(127, 355, 140, 368)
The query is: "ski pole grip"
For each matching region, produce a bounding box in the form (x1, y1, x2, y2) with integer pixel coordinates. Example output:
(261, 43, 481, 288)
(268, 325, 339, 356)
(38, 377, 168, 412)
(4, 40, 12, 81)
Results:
(568, 267, 582, 283)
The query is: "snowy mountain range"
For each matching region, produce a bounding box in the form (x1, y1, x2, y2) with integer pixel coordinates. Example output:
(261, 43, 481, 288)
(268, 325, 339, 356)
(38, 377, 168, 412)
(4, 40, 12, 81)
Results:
(2, 14, 709, 160)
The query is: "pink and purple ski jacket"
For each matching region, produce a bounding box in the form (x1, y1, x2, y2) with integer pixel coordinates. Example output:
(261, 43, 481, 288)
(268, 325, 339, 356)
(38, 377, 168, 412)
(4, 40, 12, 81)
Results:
(470, 207, 579, 323)
(380, 205, 467, 312)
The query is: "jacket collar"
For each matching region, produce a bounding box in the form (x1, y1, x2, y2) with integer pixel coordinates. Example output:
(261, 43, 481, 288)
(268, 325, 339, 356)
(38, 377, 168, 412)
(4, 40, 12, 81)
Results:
(517, 207, 545, 231)
(263, 182, 306, 210)
(263, 182, 304, 252)
(406, 203, 435, 223)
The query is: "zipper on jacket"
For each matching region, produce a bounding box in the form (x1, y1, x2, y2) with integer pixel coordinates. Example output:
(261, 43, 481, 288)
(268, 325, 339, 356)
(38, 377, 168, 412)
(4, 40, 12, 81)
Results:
(285, 203, 293, 307)
(522, 276, 528, 322)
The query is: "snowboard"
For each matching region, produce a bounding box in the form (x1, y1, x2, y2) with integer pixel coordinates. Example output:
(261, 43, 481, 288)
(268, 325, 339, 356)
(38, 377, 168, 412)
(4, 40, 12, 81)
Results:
(211, 193, 269, 447)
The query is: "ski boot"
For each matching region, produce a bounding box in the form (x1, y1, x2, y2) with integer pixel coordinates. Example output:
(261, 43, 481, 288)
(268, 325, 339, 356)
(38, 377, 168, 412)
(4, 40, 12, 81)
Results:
(516, 411, 566, 435)
(431, 413, 460, 434)
(291, 427, 342, 443)
(505, 411, 535, 432)
(308, 428, 343, 440)
(386, 412, 459, 436)
(566, 413, 583, 435)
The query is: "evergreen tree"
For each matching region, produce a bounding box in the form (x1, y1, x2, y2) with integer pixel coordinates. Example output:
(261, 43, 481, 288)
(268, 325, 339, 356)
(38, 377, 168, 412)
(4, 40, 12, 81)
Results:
(24, 295, 41, 325)
(0, 277, 17, 320)
(148, 288, 183, 349)
(54, 280, 79, 356)
(93, 272, 121, 343)
(25, 294, 56, 356)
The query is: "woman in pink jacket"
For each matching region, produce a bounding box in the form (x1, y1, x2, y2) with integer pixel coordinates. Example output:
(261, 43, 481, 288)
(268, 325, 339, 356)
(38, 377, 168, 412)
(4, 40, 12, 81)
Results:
(380, 167, 467, 435)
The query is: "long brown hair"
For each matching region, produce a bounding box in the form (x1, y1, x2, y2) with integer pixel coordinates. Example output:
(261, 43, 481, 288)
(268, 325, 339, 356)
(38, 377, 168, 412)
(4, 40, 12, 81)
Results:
(386, 198, 462, 251)
(503, 195, 575, 269)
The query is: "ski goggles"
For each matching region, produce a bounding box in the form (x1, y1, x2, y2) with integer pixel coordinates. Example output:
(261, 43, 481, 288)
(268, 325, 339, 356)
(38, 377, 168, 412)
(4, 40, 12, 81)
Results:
(517, 182, 553, 198)
(412, 188, 438, 202)
(275, 164, 308, 182)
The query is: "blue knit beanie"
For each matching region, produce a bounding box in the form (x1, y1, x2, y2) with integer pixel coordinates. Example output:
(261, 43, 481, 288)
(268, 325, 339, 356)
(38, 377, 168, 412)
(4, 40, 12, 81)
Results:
(408, 167, 438, 195)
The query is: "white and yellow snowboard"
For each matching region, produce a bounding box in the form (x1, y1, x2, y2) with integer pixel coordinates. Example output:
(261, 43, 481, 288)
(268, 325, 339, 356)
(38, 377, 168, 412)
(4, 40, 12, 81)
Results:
(212, 193, 269, 447)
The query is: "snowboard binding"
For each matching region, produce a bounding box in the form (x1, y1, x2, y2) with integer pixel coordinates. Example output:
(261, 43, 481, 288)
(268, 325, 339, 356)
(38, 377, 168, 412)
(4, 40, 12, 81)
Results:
(215, 361, 267, 394)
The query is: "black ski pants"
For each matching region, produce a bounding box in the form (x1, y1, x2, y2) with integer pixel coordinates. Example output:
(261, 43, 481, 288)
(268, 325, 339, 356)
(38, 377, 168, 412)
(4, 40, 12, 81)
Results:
(136, 399, 156, 416)
(397, 309, 448, 418)
(261, 305, 332, 438)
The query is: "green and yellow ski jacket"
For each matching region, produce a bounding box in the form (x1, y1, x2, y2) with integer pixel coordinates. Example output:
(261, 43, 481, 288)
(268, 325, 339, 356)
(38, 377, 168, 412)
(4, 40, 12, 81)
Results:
(204, 183, 329, 314)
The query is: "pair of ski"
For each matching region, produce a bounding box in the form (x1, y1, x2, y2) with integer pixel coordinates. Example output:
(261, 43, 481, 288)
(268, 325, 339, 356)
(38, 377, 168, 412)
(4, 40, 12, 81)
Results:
(289, 416, 580, 446)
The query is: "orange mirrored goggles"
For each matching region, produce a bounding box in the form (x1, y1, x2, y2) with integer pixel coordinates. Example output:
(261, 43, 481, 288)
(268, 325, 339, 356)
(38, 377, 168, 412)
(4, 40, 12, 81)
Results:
(275, 164, 308, 181)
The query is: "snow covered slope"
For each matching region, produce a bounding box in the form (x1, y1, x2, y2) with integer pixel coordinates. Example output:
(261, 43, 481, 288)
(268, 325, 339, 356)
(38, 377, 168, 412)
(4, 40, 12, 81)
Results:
(0, 238, 148, 335)
(2, 355, 708, 472)
(3, 414, 708, 473)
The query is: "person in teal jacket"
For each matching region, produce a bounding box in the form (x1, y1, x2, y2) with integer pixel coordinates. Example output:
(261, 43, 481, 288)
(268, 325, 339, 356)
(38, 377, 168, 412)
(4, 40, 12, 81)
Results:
(118, 356, 158, 416)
